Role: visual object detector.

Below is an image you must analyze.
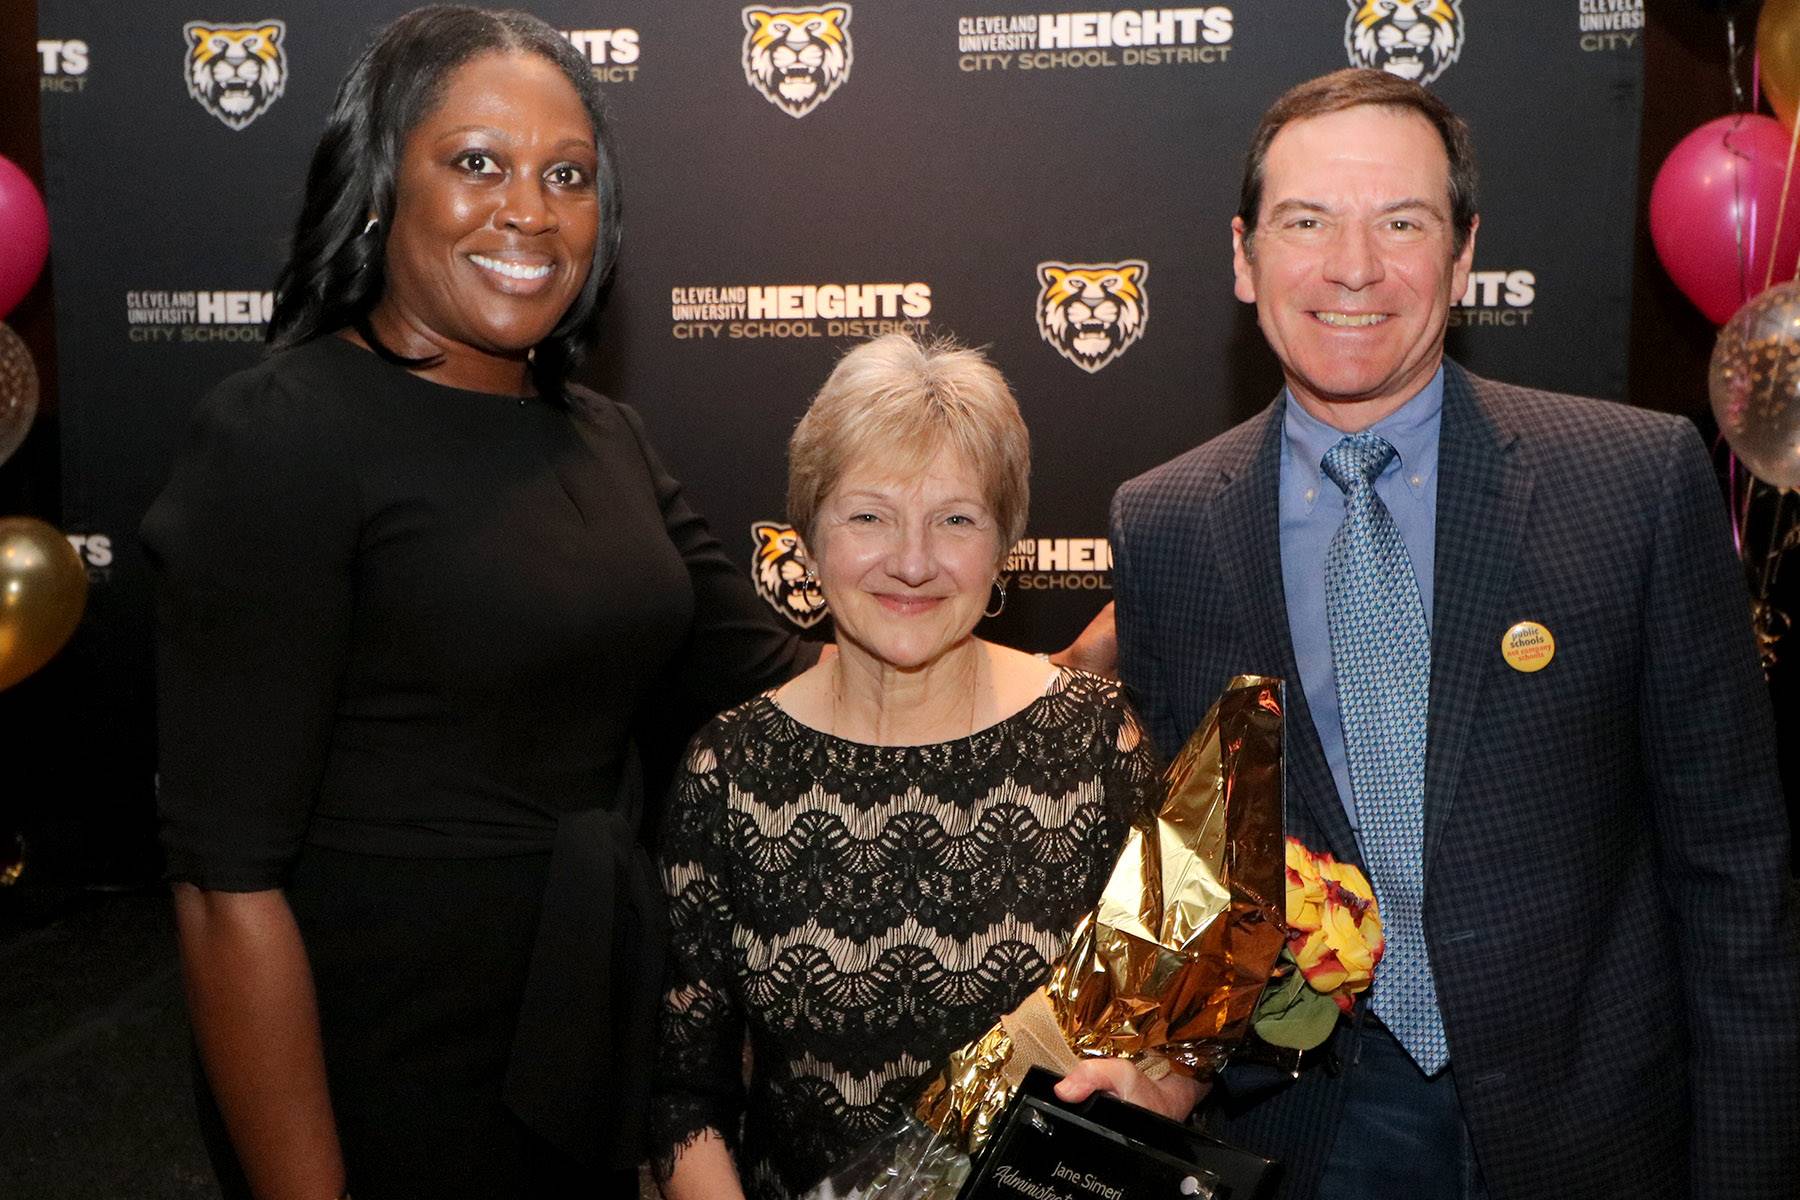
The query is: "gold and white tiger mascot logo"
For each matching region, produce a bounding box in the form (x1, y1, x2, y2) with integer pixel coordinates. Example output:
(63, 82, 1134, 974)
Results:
(183, 20, 287, 130)
(1035, 261, 1149, 374)
(750, 521, 829, 628)
(1344, 0, 1463, 85)
(742, 5, 853, 119)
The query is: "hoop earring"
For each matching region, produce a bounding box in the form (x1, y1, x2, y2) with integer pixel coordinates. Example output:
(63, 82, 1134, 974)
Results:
(361, 215, 380, 237)
(984, 577, 1007, 618)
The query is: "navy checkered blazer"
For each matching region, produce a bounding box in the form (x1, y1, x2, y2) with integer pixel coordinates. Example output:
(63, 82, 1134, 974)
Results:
(1110, 360, 1800, 1199)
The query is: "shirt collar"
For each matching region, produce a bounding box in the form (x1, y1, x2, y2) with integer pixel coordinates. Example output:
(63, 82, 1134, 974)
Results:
(1283, 364, 1446, 499)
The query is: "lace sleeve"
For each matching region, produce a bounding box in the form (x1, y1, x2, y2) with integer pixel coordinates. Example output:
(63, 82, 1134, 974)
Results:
(1095, 679, 1166, 830)
(649, 725, 749, 1180)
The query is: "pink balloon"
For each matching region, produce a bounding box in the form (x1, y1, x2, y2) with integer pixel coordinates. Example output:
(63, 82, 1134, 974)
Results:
(0, 155, 50, 321)
(1650, 114, 1800, 325)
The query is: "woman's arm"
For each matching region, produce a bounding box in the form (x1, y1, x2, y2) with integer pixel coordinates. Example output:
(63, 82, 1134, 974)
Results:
(174, 885, 344, 1200)
(650, 726, 756, 1199)
(657, 1130, 748, 1200)
(143, 366, 366, 1199)
(609, 399, 818, 710)
(1049, 601, 1118, 678)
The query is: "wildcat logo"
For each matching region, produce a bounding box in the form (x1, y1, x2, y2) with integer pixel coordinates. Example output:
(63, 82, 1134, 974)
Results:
(1344, 0, 1463, 84)
(184, 19, 286, 129)
(1035, 261, 1148, 373)
(742, 5, 853, 118)
(751, 521, 829, 628)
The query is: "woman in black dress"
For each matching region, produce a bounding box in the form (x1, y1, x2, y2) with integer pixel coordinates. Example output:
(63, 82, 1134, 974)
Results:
(142, 9, 808, 1198)
(649, 335, 1199, 1200)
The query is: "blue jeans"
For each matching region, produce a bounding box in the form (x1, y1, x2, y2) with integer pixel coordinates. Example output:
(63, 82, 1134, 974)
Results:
(1315, 1020, 1487, 1200)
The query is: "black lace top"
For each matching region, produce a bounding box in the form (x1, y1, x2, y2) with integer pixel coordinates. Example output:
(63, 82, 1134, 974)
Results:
(649, 667, 1162, 1198)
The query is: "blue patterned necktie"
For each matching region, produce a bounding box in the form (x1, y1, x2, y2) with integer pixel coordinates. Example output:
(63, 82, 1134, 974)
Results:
(1322, 431, 1447, 1075)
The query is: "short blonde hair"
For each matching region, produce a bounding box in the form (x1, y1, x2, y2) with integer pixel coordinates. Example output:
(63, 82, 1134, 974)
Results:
(787, 334, 1030, 565)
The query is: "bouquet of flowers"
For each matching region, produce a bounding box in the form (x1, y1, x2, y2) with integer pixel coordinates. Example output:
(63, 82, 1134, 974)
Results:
(1249, 838, 1384, 1049)
(806, 675, 1383, 1200)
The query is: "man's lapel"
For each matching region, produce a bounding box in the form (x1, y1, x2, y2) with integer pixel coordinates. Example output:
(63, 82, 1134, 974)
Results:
(1211, 396, 1360, 864)
(1425, 362, 1532, 870)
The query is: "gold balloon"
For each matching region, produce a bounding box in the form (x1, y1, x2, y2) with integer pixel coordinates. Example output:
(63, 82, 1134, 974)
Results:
(1709, 281, 1800, 488)
(0, 516, 88, 691)
(1764, 0, 1800, 130)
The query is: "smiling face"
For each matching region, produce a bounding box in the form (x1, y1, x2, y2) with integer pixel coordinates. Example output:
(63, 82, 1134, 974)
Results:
(809, 452, 1002, 673)
(1232, 103, 1476, 430)
(370, 51, 599, 391)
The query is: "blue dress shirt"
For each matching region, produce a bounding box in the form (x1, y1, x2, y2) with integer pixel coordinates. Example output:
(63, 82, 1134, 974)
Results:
(1278, 366, 1444, 841)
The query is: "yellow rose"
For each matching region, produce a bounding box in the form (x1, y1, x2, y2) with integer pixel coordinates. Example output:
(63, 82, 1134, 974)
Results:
(1320, 857, 1375, 904)
(1283, 839, 1385, 1013)
(1285, 838, 1326, 932)
(1293, 929, 1348, 993)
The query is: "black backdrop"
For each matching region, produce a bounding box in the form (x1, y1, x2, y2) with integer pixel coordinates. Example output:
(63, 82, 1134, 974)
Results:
(32, 1, 1644, 854)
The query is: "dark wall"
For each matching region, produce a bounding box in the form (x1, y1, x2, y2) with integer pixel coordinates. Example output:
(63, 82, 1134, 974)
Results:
(5, 1, 1789, 880)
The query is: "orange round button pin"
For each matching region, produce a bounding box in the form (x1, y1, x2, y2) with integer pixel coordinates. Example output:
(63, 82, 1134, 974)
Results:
(1501, 620, 1555, 672)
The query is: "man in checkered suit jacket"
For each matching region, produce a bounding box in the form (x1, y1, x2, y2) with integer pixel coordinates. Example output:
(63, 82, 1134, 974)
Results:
(1110, 70, 1800, 1199)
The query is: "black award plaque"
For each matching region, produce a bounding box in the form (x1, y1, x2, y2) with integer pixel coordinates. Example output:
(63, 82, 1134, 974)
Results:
(957, 1068, 1280, 1200)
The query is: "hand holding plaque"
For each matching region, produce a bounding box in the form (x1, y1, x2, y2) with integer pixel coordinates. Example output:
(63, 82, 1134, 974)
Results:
(805, 676, 1301, 1200)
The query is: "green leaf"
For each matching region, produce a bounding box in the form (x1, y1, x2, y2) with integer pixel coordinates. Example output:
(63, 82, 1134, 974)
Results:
(1253, 963, 1307, 1019)
(1252, 987, 1341, 1050)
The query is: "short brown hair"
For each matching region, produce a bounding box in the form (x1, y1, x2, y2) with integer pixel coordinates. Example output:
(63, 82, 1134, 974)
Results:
(787, 334, 1030, 566)
(1238, 68, 1478, 256)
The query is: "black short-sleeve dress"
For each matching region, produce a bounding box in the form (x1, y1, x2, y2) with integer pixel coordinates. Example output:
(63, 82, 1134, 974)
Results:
(141, 334, 807, 1198)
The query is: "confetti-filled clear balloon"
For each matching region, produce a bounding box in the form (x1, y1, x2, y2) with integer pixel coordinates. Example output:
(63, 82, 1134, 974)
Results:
(0, 322, 37, 468)
(1710, 282, 1800, 488)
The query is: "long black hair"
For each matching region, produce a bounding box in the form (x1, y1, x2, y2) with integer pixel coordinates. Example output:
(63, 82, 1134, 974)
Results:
(267, 6, 622, 397)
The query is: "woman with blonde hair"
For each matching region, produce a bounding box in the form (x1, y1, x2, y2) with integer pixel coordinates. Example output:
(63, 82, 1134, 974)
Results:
(649, 334, 1197, 1200)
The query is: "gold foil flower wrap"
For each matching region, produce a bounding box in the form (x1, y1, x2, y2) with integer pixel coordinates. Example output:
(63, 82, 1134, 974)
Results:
(911, 675, 1287, 1157)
